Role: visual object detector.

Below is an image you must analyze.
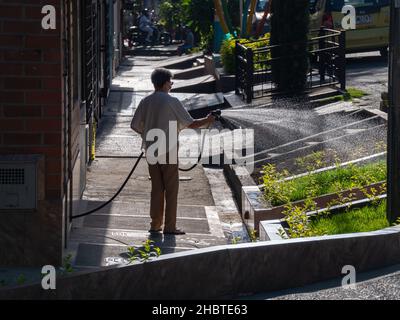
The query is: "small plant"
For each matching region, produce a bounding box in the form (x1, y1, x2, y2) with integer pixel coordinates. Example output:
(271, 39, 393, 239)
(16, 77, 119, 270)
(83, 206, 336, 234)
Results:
(60, 254, 74, 274)
(126, 240, 161, 264)
(16, 274, 26, 285)
(295, 151, 326, 173)
(262, 163, 293, 206)
(231, 236, 242, 244)
(249, 229, 258, 242)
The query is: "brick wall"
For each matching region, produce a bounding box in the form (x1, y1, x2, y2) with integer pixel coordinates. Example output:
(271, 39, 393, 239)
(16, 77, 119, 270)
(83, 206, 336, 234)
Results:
(0, 0, 64, 266)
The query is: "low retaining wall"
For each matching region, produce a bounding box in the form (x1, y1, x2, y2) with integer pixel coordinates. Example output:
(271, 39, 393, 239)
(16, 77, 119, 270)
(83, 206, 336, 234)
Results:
(1, 226, 400, 299)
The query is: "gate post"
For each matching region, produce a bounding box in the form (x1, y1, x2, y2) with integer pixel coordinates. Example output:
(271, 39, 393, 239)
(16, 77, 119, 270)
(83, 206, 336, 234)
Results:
(246, 47, 254, 103)
(318, 27, 326, 84)
(338, 30, 346, 91)
(235, 40, 240, 95)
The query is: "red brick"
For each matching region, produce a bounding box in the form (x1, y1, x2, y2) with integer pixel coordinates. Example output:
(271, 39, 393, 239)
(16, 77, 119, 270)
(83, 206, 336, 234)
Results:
(0, 6, 23, 19)
(43, 50, 61, 62)
(43, 105, 62, 117)
(26, 119, 61, 132)
(26, 91, 61, 105)
(45, 174, 61, 189)
(3, 105, 42, 117)
(4, 49, 41, 61)
(2, 21, 42, 34)
(0, 64, 23, 76)
(44, 133, 61, 145)
(0, 35, 24, 47)
(46, 189, 61, 199)
(25, 64, 61, 77)
(4, 77, 42, 90)
(28, 146, 61, 157)
(46, 159, 61, 174)
(25, 35, 60, 49)
(0, 91, 25, 104)
(3, 133, 41, 145)
(41, 78, 61, 90)
(0, 119, 24, 131)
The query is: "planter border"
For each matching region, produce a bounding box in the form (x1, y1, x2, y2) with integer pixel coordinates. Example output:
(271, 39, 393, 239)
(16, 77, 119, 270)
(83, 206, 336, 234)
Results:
(260, 194, 388, 241)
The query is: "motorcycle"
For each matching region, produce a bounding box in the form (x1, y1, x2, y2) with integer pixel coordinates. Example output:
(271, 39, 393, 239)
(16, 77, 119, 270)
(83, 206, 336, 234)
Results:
(129, 24, 172, 47)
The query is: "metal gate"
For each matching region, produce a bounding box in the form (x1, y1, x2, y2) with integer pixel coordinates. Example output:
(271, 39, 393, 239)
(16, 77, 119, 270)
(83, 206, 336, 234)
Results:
(82, 0, 100, 124)
(102, 0, 112, 100)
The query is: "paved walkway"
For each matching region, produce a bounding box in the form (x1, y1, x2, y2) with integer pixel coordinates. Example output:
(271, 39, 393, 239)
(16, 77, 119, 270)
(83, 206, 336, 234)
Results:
(67, 48, 247, 268)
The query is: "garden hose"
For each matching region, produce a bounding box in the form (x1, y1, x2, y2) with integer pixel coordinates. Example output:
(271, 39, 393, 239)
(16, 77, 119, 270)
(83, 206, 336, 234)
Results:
(71, 151, 144, 220)
(72, 111, 224, 219)
(214, 0, 230, 35)
(246, 0, 258, 36)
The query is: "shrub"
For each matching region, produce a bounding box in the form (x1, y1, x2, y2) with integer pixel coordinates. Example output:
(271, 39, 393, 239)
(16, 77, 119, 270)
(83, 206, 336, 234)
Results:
(220, 33, 270, 74)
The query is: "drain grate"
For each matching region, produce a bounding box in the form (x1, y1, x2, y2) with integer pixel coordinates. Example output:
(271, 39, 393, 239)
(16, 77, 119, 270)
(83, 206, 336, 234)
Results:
(0, 168, 25, 185)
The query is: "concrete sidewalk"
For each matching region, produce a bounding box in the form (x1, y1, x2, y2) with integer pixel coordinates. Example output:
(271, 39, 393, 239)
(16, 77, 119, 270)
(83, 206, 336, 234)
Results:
(67, 49, 247, 268)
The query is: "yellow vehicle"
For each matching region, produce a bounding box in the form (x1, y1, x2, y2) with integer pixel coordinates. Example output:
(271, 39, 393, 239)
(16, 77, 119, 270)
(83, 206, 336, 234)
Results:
(309, 0, 390, 56)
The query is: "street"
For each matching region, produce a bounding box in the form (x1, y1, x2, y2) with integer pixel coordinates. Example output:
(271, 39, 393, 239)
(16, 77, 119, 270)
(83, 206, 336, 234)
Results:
(346, 51, 389, 109)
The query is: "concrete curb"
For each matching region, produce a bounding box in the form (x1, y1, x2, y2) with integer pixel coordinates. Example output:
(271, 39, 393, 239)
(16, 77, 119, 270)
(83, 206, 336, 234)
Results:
(1, 226, 400, 299)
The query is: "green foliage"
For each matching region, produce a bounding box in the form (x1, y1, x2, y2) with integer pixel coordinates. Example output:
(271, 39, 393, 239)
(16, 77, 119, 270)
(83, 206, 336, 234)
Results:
(159, 0, 189, 31)
(16, 274, 26, 285)
(231, 236, 242, 244)
(262, 163, 293, 206)
(263, 161, 387, 207)
(310, 200, 389, 235)
(126, 240, 161, 264)
(220, 33, 270, 74)
(266, 154, 388, 239)
(282, 199, 317, 238)
(60, 254, 74, 274)
(270, 0, 310, 93)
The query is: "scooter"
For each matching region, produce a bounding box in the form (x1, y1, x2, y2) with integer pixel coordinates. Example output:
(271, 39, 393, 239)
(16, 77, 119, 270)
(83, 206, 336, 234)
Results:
(129, 24, 172, 47)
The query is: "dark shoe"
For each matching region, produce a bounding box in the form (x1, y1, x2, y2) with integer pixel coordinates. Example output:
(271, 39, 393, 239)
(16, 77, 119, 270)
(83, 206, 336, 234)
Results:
(163, 229, 186, 235)
(148, 228, 162, 233)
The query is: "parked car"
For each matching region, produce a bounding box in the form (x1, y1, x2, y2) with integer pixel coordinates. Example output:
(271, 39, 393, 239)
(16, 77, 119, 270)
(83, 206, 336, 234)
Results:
(309, 0, 390, 56)
(254, 0, 271, 34)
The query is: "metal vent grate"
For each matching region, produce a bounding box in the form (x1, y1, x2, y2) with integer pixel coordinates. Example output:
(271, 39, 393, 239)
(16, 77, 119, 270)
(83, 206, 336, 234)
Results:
(0, 168, 25, 185)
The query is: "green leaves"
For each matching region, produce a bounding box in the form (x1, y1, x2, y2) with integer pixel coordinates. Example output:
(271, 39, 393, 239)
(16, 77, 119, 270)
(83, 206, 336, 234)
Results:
(126, 240, 162, 264)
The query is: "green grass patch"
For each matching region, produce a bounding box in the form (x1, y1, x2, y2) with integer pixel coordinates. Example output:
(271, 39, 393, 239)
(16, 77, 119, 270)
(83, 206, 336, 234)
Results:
(263, 160, 386, 206)
(315, 87, 369, 105)
(309, 200, 389, 236)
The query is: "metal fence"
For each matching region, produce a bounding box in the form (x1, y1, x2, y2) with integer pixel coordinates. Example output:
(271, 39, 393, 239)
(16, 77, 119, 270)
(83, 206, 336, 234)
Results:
(235, 28, 346, 103)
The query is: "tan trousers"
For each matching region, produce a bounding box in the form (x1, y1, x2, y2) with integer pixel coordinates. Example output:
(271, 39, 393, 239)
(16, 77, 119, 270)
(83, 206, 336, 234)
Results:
(148, 163, 179, 231)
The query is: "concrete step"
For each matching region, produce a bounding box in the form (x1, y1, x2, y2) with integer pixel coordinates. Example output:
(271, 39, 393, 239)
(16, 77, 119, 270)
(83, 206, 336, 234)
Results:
(171, 75, 216, 94)
(173, 65, 206, 80)
(156, 52, 203, 69)
(126, 44, 179, 57)
(224, 86, 343, 109)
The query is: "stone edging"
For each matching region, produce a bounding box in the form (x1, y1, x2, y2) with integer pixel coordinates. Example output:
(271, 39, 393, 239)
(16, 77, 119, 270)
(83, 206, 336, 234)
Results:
(1, 225, 400, 299)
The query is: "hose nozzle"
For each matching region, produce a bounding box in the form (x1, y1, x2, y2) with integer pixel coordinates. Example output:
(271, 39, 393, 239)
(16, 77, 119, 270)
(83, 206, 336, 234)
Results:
(211, 109, 222, 121)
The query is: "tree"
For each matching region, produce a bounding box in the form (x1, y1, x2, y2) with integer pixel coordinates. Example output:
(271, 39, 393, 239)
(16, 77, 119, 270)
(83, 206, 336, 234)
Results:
(270, 0, 310, 94)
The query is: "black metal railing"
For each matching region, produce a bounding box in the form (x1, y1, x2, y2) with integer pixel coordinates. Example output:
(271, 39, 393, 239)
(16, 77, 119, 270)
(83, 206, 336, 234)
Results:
(235, 28, 346, 103)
